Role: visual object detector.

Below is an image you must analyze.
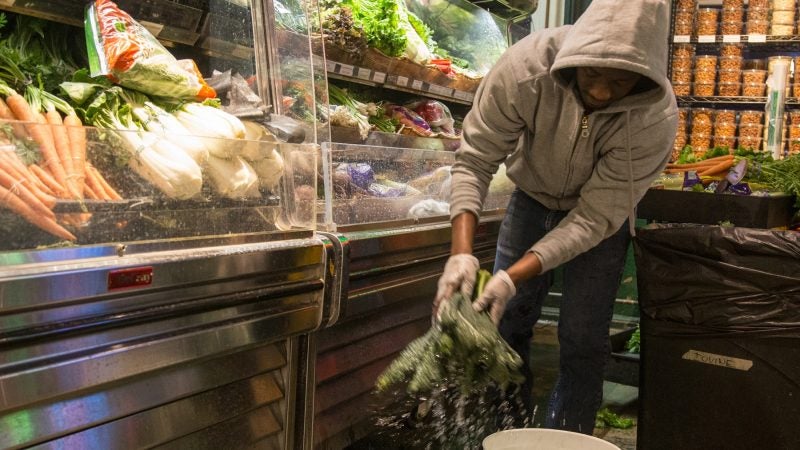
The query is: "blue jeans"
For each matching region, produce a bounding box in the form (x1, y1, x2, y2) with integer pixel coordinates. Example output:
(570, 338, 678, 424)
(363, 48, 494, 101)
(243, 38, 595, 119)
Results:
(494, 189, 630, 434)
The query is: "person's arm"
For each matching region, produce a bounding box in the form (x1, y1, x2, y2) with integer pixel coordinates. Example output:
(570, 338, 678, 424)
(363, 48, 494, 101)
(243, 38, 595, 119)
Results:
(450, 211, 477, 255)
(505, 251, 543, 284)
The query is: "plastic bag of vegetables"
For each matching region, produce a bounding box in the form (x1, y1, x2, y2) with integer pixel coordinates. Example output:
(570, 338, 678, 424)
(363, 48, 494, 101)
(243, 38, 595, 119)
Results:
(85, 0, 216, 100)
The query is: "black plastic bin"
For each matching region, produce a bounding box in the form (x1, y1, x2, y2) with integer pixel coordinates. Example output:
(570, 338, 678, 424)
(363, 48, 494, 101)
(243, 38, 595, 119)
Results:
(634, 225, 800, 450)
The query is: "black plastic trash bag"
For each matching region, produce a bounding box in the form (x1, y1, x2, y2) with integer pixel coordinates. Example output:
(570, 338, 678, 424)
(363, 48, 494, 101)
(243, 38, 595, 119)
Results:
(634, 224, 800, 450)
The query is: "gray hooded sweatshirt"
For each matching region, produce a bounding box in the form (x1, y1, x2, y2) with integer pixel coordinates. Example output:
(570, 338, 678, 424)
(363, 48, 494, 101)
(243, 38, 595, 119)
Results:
(450, 0, 677, 274)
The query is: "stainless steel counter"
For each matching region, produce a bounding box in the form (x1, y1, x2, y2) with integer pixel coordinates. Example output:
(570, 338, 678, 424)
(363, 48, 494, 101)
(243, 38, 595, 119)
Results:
(0, 234, 327, 450)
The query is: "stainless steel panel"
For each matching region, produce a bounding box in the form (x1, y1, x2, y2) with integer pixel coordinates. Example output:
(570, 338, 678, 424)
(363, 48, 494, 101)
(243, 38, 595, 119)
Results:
(29, 367, 285, 450)
(0, 238, 325, 346)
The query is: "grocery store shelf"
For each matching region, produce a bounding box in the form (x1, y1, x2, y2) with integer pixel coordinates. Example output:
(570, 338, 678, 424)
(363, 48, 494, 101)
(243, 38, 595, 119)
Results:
(673, 34, 800, 44)
(677, 96, 800, 107)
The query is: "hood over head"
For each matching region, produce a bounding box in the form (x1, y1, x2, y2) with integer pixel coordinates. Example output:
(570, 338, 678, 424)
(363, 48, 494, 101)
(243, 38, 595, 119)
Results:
(551, 0, 672, 102)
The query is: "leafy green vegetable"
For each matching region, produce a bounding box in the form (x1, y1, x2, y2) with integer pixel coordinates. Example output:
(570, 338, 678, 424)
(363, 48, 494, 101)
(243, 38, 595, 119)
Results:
(703, 145, 730, 159)
(376, 270, 524, 395)
(676, 145, 696, 164)
(595, 408, 635, 429)
(745, 153, 800, 206)
(625, 325, 640, 354)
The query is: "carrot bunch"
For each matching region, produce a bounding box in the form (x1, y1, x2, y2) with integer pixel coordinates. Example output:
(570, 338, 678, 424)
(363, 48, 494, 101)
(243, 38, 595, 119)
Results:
(0, 82, 121, 241)
(664, 154, 736, 177)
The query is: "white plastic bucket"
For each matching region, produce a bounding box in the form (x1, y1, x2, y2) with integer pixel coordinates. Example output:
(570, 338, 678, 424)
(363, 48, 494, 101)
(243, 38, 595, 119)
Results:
(482, 428, 621, 450)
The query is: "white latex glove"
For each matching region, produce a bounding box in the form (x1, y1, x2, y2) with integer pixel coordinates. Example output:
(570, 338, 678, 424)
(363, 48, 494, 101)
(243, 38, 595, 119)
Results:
(433, 254, 480, 319)
(472, 270, 516, 325)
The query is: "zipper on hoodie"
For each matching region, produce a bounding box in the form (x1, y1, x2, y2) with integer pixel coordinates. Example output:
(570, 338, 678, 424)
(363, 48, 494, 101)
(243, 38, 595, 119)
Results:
(580, 115, 590, 138)
(560, 112, 591, 198)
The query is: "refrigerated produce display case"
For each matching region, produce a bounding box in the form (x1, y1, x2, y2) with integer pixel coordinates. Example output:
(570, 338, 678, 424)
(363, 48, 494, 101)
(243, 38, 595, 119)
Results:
(302, 0, 532, 446)
(0, 0, 533, 447)
(0, 0, 330, 448)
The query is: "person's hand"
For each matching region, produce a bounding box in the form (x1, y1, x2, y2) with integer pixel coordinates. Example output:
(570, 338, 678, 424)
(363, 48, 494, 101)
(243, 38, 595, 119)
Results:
(433, 254, 480, 319)
(472, 270, 516, 325)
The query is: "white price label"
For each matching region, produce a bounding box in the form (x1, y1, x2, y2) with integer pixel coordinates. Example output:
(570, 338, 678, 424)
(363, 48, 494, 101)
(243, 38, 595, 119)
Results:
(722, 35, 741, 43)
(338, 64, 354, 77)
(748, 34, 767, 43)
(697, 35, 716, 43)
(673, 35, 691, 43)
(356, 67, 371, 80)
(372, 72, 386, 83)
(454, 90, 470, 101)
(396, 76, 409, 87)
(411, 80, 424, 90)
(140, 21, 164, 38)
(430, 85, 453, 96)
(326, 60, 337, 72)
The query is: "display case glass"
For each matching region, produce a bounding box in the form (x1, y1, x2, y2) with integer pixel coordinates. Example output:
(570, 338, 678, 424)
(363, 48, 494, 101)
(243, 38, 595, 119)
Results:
(0, 0, 323, 257)
(320, 142, 512, 230)
(0, 120, 317, 253)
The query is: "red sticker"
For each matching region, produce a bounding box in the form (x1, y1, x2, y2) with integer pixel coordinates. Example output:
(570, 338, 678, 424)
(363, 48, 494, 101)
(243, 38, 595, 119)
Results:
(108, 266, 153, 290)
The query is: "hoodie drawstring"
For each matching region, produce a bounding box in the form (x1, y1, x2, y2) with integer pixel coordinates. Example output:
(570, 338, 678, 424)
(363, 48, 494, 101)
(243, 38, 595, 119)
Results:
(625, 110, 637, 237)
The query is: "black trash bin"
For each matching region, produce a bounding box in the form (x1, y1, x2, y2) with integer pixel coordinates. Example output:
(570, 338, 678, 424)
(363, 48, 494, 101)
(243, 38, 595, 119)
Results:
(634, 225, 800, 450)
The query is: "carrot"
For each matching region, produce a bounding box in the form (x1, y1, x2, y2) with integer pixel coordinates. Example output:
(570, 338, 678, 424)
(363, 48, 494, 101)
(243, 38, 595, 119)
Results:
(0, 153, 56, 209)
(29, 163, 66, 197)
(0, 97, 28, 139)
(45, 109, 80, 199)
(698, 159, 735, 176)
(83, 164, 110, 201)
(63, 113, 87, 197)
(0, 165, 56, 220)
(4, 93, 70, 194)
(83, 182, 101, 200)
(666, 155, 733, 169)
(0, 184, 75, 241)
(88, 164, 122, 200)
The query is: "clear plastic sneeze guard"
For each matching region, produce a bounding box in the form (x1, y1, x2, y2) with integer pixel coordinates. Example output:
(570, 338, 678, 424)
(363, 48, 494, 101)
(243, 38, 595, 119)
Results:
(0, 119, 317, 255)
(320, 142, 512, 230)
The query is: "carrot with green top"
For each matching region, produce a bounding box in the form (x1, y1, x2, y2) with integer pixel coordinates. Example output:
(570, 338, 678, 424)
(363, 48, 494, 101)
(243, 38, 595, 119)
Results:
(0, 83, 69, 196)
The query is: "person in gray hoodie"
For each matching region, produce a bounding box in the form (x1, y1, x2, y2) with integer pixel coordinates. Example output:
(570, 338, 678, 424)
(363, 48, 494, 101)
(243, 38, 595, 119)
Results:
(433, 0, 677, 434)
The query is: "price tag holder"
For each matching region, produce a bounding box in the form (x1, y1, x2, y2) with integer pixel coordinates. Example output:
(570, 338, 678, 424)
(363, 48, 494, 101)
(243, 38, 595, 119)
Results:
(355, 67, 371, 80)
(372, 72, 386, 83)
(325, 60, 337, 72)
(722, 35, 741, 43)
(453, 90, 470, 101)
(395, 76, 409, 87)
(697, 35, 716, 43)
(673, 35, 691, 43)
(748, 34, 767, 43)
(411, 80, 424, 90)
(338, 63, 354, 77)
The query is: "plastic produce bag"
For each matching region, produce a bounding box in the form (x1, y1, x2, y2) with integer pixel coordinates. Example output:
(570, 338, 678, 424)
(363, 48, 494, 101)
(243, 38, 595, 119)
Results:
(86, 0, 216, 100)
